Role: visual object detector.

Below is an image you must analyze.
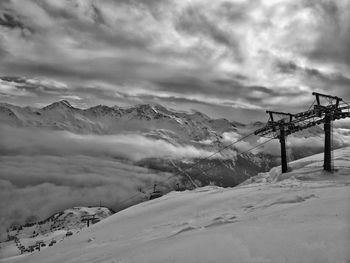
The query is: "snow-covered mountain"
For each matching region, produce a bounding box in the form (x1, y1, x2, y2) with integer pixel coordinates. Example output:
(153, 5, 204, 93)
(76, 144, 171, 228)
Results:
(0, 100, 240, 141)
(0, 207, 114, 260)
(0, 101, 275, 189)
(4, 147, 349, 263)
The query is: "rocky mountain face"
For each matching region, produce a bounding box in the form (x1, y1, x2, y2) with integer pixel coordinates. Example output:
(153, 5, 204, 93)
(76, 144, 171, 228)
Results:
(0, 100, 276, 190)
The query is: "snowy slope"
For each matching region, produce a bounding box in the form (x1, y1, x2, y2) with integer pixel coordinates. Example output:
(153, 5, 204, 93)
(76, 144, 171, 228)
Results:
(5, 147, 350, 263)
(0, 207, 113, 260)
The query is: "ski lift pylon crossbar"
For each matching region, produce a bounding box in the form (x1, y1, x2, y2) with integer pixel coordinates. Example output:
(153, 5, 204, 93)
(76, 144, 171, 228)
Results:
(255, 92, 348, 174)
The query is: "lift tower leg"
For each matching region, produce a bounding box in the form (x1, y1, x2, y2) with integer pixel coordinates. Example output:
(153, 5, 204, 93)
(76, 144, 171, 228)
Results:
(324, 113, 332, 172)
(279, 124, 288, 173)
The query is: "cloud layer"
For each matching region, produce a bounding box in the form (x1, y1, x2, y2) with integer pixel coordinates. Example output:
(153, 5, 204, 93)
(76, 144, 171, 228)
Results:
(0, 125, 215, 160)
(0, 155, 174, 234)
(0, 124, 218, 232)
(0, 0, 349, 121)
(258, 124, 350, 160)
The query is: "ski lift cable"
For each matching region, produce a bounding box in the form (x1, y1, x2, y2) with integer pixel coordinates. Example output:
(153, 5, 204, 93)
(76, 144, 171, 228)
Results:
(193, 137, 276, 176)
(307, 99, 316, 111)
(115, 131, 256, 207)
(116, 134, 274, 209)
(169, 159, 199, 189)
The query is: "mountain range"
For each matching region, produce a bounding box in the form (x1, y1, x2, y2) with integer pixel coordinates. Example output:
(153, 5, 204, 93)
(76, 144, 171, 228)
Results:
(0, 100, 276, 189)
(0, 100, 251, 140)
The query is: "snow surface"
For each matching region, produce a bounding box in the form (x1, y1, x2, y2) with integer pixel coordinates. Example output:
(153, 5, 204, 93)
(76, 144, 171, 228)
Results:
(0, 207, 113, 260)
(2, 148, 350, 263)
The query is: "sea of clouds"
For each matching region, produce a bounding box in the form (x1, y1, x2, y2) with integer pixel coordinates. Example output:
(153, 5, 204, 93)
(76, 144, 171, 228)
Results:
(0, 124, 217, 234)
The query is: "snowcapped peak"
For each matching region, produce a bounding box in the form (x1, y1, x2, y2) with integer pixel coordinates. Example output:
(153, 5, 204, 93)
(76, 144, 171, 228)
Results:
(129, 103, 165, 112)
(88, 104, 112, 112)
(59, 100, 71, 107)
(136, 104, 156, 111)
(189, 110, 210, 120)
(42, 100, 73, 110)
(152, 104, 170, 113)
(125, 104, 166, 119)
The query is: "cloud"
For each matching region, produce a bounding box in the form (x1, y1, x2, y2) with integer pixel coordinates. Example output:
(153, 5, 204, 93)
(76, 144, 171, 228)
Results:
(221, 131, 253, 153)
(0, 12, 26, 30)
(175, 4, 241, 60)
(0, 125, 215, 161)
(0, 155, 176, 233)
(0, 76, 68, 98)
(257, 126, 350, 160)
(0, 124, 223, 231)
(0, 124, 221, 232)
(0, 78, 33, 97)
(0, 0, 349, 120)
(333, 119, 350, 129)
(59, 95, 82, 101)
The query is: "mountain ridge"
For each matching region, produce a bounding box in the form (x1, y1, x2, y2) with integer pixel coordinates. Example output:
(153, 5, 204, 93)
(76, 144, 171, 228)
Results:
(0, 100, 247, 141)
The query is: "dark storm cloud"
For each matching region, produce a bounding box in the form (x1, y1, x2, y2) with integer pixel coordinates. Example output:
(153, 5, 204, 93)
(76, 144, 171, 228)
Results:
(0, 12, 25, 30)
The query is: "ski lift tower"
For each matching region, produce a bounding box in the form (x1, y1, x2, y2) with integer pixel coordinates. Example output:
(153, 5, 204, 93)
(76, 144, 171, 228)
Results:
(255, 92, 345, 174)
(312, 92, 342, 172)
(254, 111, 294, 173)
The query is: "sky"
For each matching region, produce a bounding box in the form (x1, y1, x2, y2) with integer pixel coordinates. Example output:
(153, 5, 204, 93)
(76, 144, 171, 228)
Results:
(0, 0, 350, 121)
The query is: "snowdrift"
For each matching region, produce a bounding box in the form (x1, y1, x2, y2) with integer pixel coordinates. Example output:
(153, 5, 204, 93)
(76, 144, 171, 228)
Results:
(4, 147, 350, 263)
